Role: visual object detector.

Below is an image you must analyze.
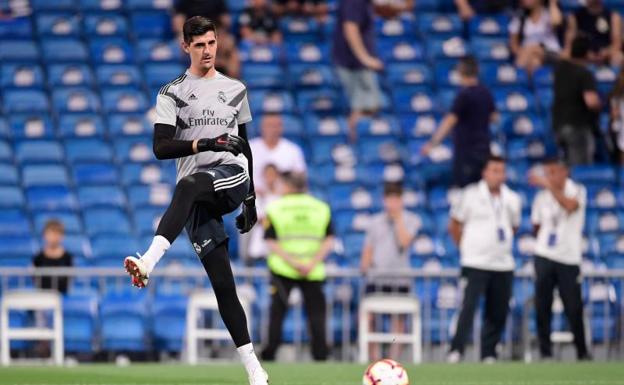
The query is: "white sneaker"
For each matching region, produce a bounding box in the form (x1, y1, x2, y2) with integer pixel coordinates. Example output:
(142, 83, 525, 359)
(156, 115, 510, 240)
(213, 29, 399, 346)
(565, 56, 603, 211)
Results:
(124, 255, 149, 288)
(248, 367, 268, 385)
(482, 356, 497, 364)
(447, 351, 461, 364)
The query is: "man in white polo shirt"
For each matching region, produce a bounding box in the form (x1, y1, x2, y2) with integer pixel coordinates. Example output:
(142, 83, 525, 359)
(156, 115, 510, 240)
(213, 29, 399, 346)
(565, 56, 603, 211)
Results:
(529, 157, 590, 360)
(447, 156, 522, 363)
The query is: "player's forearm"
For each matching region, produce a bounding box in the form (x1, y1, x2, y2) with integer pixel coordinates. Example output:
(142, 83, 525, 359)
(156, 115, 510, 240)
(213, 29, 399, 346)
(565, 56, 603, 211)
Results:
(153, 123, 196, 160)
(238, 124, 256, 194)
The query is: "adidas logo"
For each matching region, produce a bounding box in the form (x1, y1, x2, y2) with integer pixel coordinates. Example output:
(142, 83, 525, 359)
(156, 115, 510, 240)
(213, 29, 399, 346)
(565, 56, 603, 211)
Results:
(189, 93, 197, 101)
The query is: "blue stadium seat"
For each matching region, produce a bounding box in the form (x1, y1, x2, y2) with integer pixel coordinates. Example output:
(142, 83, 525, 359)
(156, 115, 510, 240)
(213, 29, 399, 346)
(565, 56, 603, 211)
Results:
(418, 13, 462, 37)
(135, 39, 182, 63)
(426, 37, 467, 61)
(78, 186, 126, 209)
(481, 63, 529, 87)
(355, 116, 401, 138)
(0, 209, 31, 236)
(100, 292, 148, 351)
(469, 15, 509, 38)
(15, 140, 64, 163)
(126, 0, 172, 10)
(48, 64, 94, 87)
(0, 235, 38, 257)
(0, 163, 18, 185)
(33, 211, 82, 234)
(494, 89, 536, 114)
(289, 64, 336, 89)
(3, 90, 49, 113)
(470, 38, 511, 62)
(90, 38, 134, 64)
(378, 39, 425, 63)
(95, 64, 142, 87)
(65, 139, 113, 163)
(242, 64, 284, 89)
(152, 295, 187, 351)
(26, 186, 77, 211)
(79, 0, 125, 11)
(375, 17, 415, 40)
(63, 294, 98, 353)
(122, 163, 175, 185)
(128, 184, 173, 208)
(41, 38, 88, 62)
(572, 165, 616, 185)
(285, 42, 330, 64)
(58, 114, 106, 138)
(52, 88, 100, 113)
(507, 138, 547, 161)
(586, 185, 618, 210)
(36, 13, 81, 37)
(296, 89, 344, 114)
(357, 138, 403, 164)
(108, 114, 151, 136)
(63, 234, 90, 257)
(114, 136, 154, 162)
(30, 0, 77, 11)
(130, 11, 171, 37)
(501, 113, 545, 139)
(0, 17, 33, 38)
(91, 234, 139, 258)
(83, 208, 131, 236)
(535, 87, 553, 112)
(8, 115, 55, 139)
(22, 164, 70, 187)
(1, 64, 44, 88)
(72, 163, 119, 185)
(304, 114, 348, 138)
(134, 206, 162, 235)
(143, 63, 185, 88)
(101, 88, 148, 113)
(399, 113, 439, 139)
(392, 86, 435, 114)
(0, 187, 24, 209)
(0, 40, 39, 62)
(533, 66, 554, 88)
(0, 141, 12, 162)
(280, 16, 321, 40)
(249, 90, 295, 114)
(84, 14, 128, 36)
(0, 118, 7, 139)
(239, 42, 282, 64)
(385, 63, 432, 87)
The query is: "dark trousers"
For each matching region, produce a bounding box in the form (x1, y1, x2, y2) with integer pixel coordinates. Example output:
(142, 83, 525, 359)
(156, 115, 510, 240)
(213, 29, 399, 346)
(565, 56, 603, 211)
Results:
(534, 256, 588, 358)
(450, 267, 513, 359)
(261, 273, 328, 361)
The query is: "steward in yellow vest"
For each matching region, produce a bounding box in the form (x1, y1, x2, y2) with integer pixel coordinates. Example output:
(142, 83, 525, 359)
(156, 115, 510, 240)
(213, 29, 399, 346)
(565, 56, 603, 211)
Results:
(260, 172, 334, 361)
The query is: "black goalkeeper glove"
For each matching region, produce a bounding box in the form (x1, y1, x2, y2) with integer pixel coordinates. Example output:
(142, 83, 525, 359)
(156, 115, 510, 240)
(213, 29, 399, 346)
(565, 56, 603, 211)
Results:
(236, 193, 257, 234)
(198, 133, 245, 156)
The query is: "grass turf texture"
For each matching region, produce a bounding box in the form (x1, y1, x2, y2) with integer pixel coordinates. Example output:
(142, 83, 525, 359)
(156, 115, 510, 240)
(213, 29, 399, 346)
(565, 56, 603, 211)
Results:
(0, 363, 622, 385)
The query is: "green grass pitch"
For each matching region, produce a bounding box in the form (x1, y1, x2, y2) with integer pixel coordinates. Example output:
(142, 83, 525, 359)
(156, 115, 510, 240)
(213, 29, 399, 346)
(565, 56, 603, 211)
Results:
(0, 363, 623, 385)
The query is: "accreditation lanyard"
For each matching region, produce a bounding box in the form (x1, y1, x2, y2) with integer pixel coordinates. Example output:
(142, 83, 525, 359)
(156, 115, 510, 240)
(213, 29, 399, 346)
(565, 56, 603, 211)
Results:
(489, 192, 506, 243)
(547, 203, 563, 248)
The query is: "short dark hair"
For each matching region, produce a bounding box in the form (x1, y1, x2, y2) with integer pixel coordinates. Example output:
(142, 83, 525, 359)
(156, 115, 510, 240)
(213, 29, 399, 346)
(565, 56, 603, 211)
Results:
(183, 16, 217, 44)
(542, 155, 568, 168)
(43, 219, 64, 234)
(457, 55, 479, 78)
(383, 182, 403, 197)
(280, 172, 307, 192)
(571, 34, 590, 59)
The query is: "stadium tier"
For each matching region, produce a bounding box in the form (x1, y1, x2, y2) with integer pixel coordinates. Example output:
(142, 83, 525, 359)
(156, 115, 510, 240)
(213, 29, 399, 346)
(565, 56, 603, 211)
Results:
(0, 0, 622, 361)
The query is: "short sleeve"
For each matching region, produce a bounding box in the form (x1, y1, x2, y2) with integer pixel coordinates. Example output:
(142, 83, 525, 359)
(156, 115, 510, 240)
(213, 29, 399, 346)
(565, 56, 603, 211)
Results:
(292, 145, 307, 173)
(344, 0, 367, 24)
(531, 193, 542, 225)
(451, 91, 466, 116)
(237, 92, 252, 125)
(509, 15, 520, 34)
(511, 195, 522, 228)
(404, 213, 421, 237)
(155, 94, 176, 126)
(450, 189, 469, 222)
(325, 220, 335, 237)
(264, 220, 277, 240)
(581, 69, 597, 92)
(363, 219, 376, 247)
(575, 185, 587, 209)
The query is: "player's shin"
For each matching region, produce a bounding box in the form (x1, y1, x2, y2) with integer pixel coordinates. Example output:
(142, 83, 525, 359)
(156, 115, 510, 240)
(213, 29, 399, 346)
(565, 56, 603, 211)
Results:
(140, 235, 171, 273)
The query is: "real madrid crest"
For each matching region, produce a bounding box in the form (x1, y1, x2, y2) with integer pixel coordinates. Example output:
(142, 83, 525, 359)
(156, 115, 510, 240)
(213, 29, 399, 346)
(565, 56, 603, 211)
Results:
(218, 91, 227, 103)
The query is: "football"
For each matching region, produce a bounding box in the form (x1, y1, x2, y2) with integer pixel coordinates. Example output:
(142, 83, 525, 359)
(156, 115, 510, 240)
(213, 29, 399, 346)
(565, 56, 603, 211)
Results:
(362, 359, 409, 385)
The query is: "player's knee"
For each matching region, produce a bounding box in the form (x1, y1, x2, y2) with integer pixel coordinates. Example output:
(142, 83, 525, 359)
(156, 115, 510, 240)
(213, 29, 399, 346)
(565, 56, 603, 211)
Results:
(176, 175, 198, 195)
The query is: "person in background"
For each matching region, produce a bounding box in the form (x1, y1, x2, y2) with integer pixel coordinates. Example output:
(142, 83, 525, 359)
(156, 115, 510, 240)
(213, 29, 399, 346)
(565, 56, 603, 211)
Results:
(552, 35, 601, 166)
(447, 156, 521, 363)
(564, 0, 623, 66)
(360, 182, 420, 360)
(249, 113, 307, 195)
(455, 0, 510, 20)
(421, 56, 497, 188)
(372, 0, 415, 18)
(609, 68, 624, 164)
(332, 0, 384, 140)
(529, 157, 591, 361)
(239, 0, 282, 44)
(32, 219, 73, 295)
(247, 164, 284, 262)
(273, 0, 329, 19)
(509, 0, 563, 74)
(261, 173, 334, 361)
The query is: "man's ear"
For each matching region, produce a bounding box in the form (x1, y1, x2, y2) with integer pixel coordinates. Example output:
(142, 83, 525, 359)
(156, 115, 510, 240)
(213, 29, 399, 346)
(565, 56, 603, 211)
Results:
(181, 40, 190, 54)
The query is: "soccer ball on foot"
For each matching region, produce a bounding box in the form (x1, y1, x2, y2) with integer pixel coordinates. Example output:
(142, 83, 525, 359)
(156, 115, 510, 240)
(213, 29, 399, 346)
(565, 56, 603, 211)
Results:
(362, 359, 409, 385)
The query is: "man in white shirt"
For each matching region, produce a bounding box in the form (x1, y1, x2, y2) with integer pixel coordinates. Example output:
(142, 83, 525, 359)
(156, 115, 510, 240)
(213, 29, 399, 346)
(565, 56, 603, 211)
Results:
(529, 157, 591, 360)
(249, 113, 307, 195)
(448, 156, 522, 363)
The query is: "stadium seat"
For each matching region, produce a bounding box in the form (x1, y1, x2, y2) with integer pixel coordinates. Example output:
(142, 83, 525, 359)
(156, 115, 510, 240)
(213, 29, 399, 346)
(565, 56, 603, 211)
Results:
(84, 14, 128, 37)
(15, 141, 64, 163)
(470, 38, 511, 62)
(26, 186, 77, 211)
(91, 234, 139, 258)
(78, 186, 126, 209)
(121, 162, 173, 185)
(130, 11, 171, 37)
(385, 63, 432, 87)
(500, 113, 545, 139)
(95, 64, 142, 87)
(249, 90, 295, 114)
(58, 114, 106, 138)
(128, 183, 173, 208)
(41, 38, 88, 62)
(0, 209, 31, 236)
(288, 64, 336, 88)
(30, 0, 77, 11)
(36, 13, 81, 37)
(22, 164, 70, 187)
(126, 0, 173, 10)
(0, 187, 25, 209)
(3, 90, 50, 113)
(296, 89, 344, 114)
(9, 115, 55, 139)
(152, 295, 187, 352)
(0, 40, 39, 62)
(399, 113, 438, 139)
(83, 208, 131, 236)
(357, 138, 402, 164)
(48, 64, 94, 87)
(481, 63, 529, 87)
(0, 17, 33, 38)
(65, 139, 113, 163)
(108, 114, 152, 136)
(135, 39, 181, 63)
(113, 136, 154, 162)
(378, 39, 425, 63)
(101, 88, 148, 113)
(52, 88, 100, 113)
(0, 141, 13, 162)
(100, 292, 149, 351)
(0, 235, 38, 257)
(243, 64, 285, 89)
(355, 116, 401, 138)
(143, 63, 185, 88)
(375, 17, 415, 40)
(90, 38, 134, 64)
(392, 86, 435, 114)
(285, 41, 330, 64)
(418, 13, 462, 37)
(304, 114, 348, 138)
(0, 163, 19, 185)
(494, 89, 536, 114)
(469, 15, 509, 38)
(72, 163, 119, 185)
(1, 63, 44, 88)
(426, 37, 467, 61)
(63, 294, 98, 353)
(572, 165, 616, 185)
(134, 206, 162, 235)
(33, 211, 82, 234)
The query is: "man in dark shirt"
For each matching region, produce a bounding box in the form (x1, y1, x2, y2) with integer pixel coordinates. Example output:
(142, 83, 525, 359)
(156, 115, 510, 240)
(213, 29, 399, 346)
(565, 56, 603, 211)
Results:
(455, 0, 510, 20)
(552, 35, 601, 166)
(239, 0, 282, 44)
(32, 220, 73, 294)
(173, 0, 229, 29)
(564, 0, 623, 66)
(332, 0, 383, 139)
(422, 56, 497, 188)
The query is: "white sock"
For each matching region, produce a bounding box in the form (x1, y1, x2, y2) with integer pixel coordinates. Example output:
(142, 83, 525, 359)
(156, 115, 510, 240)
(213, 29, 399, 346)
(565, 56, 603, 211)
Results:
(237, 343, 262, 375)
(140, 235, 170, 273)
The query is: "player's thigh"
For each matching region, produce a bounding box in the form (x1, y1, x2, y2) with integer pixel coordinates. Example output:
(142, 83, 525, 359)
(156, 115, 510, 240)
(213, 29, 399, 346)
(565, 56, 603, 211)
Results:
(185, 204, 228, 259)
(209, 165, 250, 215)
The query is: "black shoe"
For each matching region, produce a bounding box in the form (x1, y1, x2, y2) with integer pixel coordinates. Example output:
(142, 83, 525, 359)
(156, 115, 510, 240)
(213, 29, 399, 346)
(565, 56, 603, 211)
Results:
(578, 352, 593, 361)
(260, 350, 275, 362)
